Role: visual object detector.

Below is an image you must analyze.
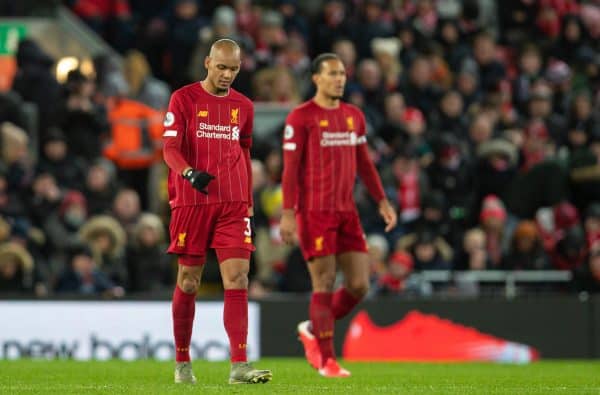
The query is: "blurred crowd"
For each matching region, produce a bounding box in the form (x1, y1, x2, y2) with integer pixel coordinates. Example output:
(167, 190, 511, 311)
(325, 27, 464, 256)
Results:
(0, 0, 599, 298)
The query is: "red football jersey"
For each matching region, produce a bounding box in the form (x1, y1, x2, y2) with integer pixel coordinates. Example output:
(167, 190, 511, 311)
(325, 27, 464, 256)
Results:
(163, 83, 253, 208)
(282, 100, 384, 212)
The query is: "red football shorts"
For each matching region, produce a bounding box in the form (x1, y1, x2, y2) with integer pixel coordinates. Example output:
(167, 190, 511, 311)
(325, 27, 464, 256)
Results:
(167, 202, 255, 265)
(296, 210, 368, 261)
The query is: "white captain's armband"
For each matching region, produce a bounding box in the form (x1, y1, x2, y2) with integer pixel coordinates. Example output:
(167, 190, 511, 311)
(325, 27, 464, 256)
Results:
(357, 135, 367, 144)
(283, 142, 297, 151)
(163, 130, 178, 137)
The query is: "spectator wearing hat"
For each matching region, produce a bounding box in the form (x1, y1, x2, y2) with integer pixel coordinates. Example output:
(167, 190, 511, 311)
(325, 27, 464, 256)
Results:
(414, 190, 450, 242)
(502, 220, 550, 270)
(401, 107, 433, 166)
(79, 214, 127, 287)
(410, 228, 452, 271)
(0, 241, 35, 294)
(397, 227, 453, 271)
(474, 137, 518, 207)
(42, 190, 88, 268)
(371, 37, 403, 92)
(479, 194, 509, 267)
(55, 243, 124, 298)
(377, 250, 414, 295)
(552, 224, 587, 271)
(545, 60, 574, 117)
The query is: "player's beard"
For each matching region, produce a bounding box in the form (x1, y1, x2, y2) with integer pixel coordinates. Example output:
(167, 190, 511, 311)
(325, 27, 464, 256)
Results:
(331, 95, 343, 101)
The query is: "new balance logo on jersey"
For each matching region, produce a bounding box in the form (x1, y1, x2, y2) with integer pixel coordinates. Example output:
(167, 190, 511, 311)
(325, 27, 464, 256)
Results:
(196, 124, 240, 140)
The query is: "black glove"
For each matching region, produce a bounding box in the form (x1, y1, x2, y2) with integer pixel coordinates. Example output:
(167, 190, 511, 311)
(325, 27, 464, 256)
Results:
(183, 169, 215, 194)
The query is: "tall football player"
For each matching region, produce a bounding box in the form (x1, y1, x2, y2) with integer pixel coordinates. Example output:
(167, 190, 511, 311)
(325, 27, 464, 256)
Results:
(280, 53, 397, 377)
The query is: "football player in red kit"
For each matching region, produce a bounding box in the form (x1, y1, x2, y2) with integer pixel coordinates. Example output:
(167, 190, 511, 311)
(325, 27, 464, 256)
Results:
(280, 53, 397, 377)
(163, 39, 271, 385)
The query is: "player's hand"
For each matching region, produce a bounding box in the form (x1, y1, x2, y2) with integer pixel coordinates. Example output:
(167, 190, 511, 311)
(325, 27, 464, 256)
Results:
(279, 209, 297, 245)
(378, 199, 397, 233)
(183, 168, 215, 194)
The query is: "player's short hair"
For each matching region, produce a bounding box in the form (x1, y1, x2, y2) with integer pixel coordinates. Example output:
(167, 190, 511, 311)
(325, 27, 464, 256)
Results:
(311, 53, 341, 75)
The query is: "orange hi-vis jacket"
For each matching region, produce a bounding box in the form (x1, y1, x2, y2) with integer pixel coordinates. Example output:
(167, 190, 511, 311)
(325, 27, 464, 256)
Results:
(103, 97, 164, 170)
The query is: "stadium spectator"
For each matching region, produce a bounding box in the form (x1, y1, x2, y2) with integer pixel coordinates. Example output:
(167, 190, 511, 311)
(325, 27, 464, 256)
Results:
(79, 214, 127, 286)
(55, 243, 124, 297)
(36, 128, 87, 191)
(12, 39, 62, 138)
(57, 69, 107, 163)
(123, 50, 170, 110)
(0, 241, 35, 294)
(377, 250, 414, 295)
(502, 220, 550, 270)
(454, 227, 491, 271)
(83, 159, 119, 216)
(126, 213, 172, 292)
(110, 188, 141, 240)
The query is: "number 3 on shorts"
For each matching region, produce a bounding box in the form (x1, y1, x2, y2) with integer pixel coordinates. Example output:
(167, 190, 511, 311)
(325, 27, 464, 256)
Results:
(244, 217, 251, 236)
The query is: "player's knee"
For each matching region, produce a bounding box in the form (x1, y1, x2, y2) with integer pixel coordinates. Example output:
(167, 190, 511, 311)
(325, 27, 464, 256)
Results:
(314, 272, 336, 291)
(180, 277, 199, 294)
(224, 271, 248, 289)
(347, 282, 369, 300)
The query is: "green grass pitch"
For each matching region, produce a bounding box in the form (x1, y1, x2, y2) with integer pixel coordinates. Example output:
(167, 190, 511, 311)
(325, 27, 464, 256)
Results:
(0, 358, 599, 394)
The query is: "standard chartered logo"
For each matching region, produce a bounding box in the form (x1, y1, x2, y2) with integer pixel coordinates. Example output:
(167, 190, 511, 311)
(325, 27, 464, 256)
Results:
(196, 123, 240, 141)
(320, 131, 365, 147)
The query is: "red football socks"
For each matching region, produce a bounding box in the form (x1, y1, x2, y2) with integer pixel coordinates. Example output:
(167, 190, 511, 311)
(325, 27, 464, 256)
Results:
(224, 289, 248, 363)
(172, 285, 196, 362)
(332, 287, 361, 320)
(310, 292, 335, 363)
